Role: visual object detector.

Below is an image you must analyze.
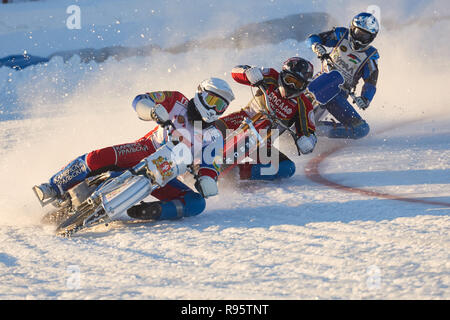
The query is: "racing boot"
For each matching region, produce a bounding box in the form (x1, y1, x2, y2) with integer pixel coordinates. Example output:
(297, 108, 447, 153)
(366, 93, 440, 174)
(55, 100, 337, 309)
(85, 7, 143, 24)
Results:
(126, 191, 206, 221)
(238, 151, 296, 181)
(33, 155, 91, 206)
(127, 201, 162, 220)
(316, 118, 369, 139)
(33, 183, 58, 205)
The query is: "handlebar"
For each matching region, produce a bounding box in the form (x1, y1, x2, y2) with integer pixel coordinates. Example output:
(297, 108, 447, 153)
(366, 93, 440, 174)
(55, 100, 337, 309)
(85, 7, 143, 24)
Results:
(319, 52, 335, 70)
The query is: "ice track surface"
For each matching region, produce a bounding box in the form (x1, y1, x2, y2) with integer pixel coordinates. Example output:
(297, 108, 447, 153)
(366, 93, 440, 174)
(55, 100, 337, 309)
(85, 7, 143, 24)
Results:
(0, 115, 449, 299)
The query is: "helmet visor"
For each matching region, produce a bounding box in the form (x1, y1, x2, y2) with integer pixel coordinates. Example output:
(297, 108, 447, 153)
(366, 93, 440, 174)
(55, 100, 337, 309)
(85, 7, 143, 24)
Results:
(282, 73, 306, 91)
(202, 91, 228, 114)
(351, 27, 374, 44)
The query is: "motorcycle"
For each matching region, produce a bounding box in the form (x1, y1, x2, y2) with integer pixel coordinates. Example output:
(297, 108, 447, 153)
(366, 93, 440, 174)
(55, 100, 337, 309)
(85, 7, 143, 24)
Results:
(309, 53, 359, 124)
(215, 68, 346, 177)
(35, 122, 193, 237)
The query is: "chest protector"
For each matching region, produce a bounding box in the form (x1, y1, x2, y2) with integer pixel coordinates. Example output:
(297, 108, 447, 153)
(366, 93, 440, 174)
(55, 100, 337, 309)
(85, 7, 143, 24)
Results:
(325, 36, 374, 89)
(246, 88, 298, 121)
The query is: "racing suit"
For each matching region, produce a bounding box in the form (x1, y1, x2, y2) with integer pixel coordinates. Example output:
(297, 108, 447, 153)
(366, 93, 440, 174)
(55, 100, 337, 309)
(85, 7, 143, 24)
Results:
(46, 91, 222, 220)
(307, 27, 379, 139)
(216, 65, 316, 180)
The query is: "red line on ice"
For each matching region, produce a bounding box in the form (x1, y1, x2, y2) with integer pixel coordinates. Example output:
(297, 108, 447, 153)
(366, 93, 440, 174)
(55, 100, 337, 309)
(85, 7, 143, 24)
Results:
(304, 144, 450, 208)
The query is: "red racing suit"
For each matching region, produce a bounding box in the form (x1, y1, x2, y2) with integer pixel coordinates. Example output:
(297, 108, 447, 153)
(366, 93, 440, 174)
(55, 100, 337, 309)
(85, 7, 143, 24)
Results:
(215, 65, 316, 179)
(50, 91, 221, 206)
(218, 65, 315, 137)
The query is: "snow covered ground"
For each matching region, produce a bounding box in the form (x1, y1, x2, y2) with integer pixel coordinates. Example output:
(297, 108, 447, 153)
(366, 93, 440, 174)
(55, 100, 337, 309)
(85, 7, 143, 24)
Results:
(0, 0, 449, 300)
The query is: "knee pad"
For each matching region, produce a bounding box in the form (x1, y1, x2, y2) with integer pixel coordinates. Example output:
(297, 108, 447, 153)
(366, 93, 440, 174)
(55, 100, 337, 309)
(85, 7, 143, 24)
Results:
(317, 120, 370, 139)
(182, 191, 206, 217)
(351, 120, 370, 139)
(250, 159, 296, 180)
(156, 191, 206, 220)
(277, 159, 296, 179)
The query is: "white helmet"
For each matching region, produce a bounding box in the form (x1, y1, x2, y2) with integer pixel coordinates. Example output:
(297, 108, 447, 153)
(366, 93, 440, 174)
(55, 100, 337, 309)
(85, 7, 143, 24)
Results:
(193, 78, 235, 123)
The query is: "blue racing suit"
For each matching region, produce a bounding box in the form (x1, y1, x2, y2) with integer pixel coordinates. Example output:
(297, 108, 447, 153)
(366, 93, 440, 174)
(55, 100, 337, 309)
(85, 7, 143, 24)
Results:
(307, 27, 379, 139)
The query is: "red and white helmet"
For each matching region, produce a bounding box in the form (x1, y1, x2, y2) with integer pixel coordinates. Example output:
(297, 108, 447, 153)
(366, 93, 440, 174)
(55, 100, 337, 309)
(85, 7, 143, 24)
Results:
(194, 78, 235, 123)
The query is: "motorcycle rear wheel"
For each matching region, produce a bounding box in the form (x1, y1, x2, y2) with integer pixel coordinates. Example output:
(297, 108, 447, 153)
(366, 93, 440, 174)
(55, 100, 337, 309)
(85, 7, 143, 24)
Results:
(55, 206, 103, 237)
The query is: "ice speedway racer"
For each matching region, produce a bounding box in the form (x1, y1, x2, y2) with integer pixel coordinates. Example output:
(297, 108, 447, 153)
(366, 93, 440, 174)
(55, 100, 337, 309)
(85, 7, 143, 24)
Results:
(33, 12, 379, 236)
(33, 66, 360, 237)
(33, 78, 236, 237)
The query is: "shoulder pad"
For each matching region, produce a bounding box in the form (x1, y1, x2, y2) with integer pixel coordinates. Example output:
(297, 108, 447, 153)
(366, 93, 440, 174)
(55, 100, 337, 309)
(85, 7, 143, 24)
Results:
(365, 46, 379, 60)
(233, 65, 251, 71)
(334, 27, 349, 40)
(371, 50, 380, 60)
(261, 67, 271, 75)
(146, 91, 171, 104)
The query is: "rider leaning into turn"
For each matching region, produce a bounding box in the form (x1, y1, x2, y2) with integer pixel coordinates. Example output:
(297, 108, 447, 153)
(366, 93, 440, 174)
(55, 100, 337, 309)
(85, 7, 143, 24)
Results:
(307, 12, 380, 139)
(216, 57, 317, 181)
(33, 78, 235, 221)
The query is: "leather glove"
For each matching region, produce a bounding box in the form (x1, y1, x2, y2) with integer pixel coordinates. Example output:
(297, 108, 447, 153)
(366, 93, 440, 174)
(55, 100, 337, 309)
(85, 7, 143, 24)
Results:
(244, 67, 264, 86)
(296, 134, 317, 155)
(354, 96, 370, 110)
(312, 43, 327, 58)
(194, 175, 218, 198)
(151, 104, 170, 124)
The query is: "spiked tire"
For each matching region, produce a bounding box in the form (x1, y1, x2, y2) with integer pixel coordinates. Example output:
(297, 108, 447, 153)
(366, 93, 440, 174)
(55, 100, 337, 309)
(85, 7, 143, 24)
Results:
(55, 199, 107, 237)
(41, 207, 71, 226)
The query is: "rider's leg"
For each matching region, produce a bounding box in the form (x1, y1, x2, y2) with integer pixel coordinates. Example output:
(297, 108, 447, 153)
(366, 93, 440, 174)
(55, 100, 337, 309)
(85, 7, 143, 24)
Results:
(34, 154, 92, 202)
(126, 179, 206, 220)
(316, 91, 370, 139)
(34, 138, 156, 202)
(238, 149, 296, 181)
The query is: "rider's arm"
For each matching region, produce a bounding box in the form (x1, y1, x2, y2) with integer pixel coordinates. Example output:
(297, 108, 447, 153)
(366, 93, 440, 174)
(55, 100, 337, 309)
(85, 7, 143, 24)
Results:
(132, 91, 178, 121)
(292, 94, 318, 154)
(198, 142, 220, 180)
(306, 27, 347, 48)
(293, 94, 316, 137)
(198, 127, 222, 180)
(360, 56, 379, 103)
(195, 127, 224, 198)
(231, 65, 278, 87)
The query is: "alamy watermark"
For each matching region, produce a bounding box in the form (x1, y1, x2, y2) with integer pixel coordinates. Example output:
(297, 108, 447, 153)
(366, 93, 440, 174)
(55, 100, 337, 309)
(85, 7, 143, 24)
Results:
(66, 265, 81, 289)
(366, 265, 382, 290)
(367, 5, 381, 29)
(66, 5, 81, 30)
(165, 121, 281, 176)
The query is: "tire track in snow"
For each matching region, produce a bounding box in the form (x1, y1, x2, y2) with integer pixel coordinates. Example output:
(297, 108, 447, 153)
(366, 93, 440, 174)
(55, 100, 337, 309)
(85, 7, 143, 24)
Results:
(304, 124, 450, 208)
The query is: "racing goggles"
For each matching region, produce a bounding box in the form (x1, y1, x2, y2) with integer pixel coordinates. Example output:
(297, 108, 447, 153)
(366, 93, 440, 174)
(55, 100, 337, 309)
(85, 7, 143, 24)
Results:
(351, 27, 374, 44)
(201, 91, 228, 113)
(282, 73, 306, 91)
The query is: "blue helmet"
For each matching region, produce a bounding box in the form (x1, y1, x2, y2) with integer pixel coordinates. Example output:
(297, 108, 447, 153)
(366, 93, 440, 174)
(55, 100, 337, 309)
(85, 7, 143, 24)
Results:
(349, 12, 379, 50)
